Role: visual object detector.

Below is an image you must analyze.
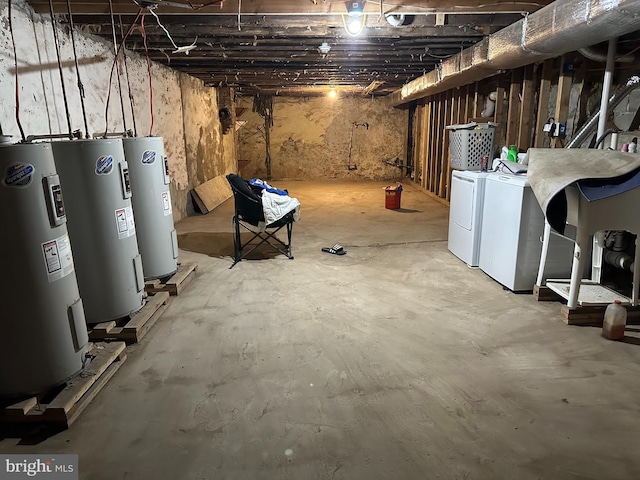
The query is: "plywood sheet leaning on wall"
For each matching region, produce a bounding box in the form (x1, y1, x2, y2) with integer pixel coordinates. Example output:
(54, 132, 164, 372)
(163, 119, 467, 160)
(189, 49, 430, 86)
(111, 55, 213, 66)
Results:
(192, 175, 233, 214)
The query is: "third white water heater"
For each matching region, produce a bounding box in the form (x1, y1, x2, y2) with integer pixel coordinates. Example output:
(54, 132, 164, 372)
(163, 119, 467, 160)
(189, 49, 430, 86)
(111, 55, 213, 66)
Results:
(123, 137, 178, 279)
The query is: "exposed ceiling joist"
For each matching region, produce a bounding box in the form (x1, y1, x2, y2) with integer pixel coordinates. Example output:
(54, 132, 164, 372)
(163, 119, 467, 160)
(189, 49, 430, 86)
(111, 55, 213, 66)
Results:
(29, 0, 549, 16)
(26, 0, 551, 96)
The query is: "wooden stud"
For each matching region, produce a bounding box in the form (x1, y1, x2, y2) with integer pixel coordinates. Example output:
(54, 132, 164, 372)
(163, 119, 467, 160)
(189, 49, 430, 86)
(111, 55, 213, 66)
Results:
(551, 57, 573, 148)
(429, 96, 437, 193)
(414, 105, 422, 186)
(518, 64, 535, 151)
(433, 94, 444, 194)
(534, 59, 553, 148)
(465, 84, 474, 122)
(506, 69, 523, 147)
(419, 103, 426, 188)
(421, 103, 431, 189)
(440, 90, 455, 198)
(426, 100, 434, 190)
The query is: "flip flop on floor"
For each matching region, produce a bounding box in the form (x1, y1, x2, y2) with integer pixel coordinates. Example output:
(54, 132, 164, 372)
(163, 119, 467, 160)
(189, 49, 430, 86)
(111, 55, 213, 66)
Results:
(322, 244, 347, 255)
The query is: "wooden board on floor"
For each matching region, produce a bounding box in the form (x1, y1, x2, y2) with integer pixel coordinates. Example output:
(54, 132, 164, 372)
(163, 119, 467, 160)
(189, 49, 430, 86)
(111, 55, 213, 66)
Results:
(1, 342, 127, 428)
(533, 284, 564, 302)
(561, 304, 640, 326)
(89, 292, 170, 343)
(144, 262, 198, 296)
(192, 175, 232, 214)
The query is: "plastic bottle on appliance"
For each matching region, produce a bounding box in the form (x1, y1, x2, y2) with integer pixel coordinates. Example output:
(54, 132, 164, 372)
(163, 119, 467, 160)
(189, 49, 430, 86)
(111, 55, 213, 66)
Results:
(602, 300, 627, 340)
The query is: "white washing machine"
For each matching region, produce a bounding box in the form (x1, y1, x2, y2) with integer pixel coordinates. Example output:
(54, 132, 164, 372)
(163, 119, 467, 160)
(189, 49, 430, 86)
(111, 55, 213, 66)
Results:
(479, 173, 574, 291)
(448, 170, 490, 267)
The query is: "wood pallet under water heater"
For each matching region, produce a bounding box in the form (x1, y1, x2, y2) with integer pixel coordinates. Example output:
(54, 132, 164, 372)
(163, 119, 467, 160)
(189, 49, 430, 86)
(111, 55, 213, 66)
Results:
(0, 342, 127, 429)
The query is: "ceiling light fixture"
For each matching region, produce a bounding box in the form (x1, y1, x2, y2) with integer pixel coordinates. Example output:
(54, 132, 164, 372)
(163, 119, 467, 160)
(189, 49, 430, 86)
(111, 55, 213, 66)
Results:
(343, 1, 366, 36)
(318, 42, 331, 54)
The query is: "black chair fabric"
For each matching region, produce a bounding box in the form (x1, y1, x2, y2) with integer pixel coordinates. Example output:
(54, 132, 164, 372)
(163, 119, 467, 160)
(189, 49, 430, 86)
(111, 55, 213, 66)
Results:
(226, 174, 295, 267)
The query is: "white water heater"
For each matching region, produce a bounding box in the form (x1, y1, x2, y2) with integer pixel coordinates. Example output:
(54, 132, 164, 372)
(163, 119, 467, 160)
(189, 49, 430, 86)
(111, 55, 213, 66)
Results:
(123, 137, 178, 279)
(0, 142, 89, 398)
(52, 139, 144, 323)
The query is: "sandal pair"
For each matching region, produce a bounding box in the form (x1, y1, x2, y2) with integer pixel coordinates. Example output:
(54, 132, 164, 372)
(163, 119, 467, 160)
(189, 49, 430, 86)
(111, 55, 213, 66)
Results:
(321, 244, 346, 255)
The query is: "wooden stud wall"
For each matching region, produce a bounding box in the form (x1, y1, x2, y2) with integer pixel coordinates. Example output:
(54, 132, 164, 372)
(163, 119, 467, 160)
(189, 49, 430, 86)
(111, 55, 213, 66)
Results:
(409, 56, 580, 203)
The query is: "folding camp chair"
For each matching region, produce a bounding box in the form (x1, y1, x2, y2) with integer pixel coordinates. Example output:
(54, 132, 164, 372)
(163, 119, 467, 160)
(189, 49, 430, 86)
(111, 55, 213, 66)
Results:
(226, 174, 295, 268)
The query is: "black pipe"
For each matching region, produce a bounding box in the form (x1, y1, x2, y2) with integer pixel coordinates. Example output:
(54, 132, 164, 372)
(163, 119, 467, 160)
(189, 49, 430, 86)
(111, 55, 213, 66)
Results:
(593, 128, 619, 149)
(120, 15, 138, 137)
(604, 249, 634, 272)
(65, 0, 89, 139)
(48, 0, 74, 139)
(108, 0, 128, 133)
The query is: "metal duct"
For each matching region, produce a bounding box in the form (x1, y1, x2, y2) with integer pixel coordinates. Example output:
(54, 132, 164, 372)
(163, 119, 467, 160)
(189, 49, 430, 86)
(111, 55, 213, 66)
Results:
(565, 76, 640, 148)
(385, 14, 406, 26)
(578, 47, 635, 63)
(391, 0, 640, 106)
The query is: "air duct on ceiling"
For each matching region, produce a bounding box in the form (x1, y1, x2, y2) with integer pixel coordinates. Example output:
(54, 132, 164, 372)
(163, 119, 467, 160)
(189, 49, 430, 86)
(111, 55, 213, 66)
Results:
(578, 47, 635, 63)
(385, 14, 406, 27)
(391, 0, 640, 106)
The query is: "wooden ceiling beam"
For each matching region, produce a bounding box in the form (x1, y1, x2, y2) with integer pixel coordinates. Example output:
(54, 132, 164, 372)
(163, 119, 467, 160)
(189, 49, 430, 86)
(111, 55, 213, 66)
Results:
(28, 0, 550, 16)
(70, 13, 516, 38)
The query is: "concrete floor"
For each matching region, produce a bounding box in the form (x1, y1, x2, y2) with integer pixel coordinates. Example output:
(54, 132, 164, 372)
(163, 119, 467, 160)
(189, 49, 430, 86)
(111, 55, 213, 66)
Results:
(2, 181, 640, 480)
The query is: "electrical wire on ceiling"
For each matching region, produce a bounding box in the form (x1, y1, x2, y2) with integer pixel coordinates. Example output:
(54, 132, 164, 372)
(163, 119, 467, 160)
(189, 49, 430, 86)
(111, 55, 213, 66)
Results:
(140, 13, 155, 136)
(120, 15, 138, 137)
(48, 0, 74, 139)
(147, 8, 197, 54)
(65, 0, 90, 139)
(109, 0, 128, 134)
(134, 0, 224, 11)
(8, 0, 26, 142)
(103, 8, 142, 138)
(185, 0, 224, 11)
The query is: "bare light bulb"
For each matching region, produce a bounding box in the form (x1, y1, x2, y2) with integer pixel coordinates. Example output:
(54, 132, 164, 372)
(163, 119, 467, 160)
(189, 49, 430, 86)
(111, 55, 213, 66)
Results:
(346, 17, 364, 35)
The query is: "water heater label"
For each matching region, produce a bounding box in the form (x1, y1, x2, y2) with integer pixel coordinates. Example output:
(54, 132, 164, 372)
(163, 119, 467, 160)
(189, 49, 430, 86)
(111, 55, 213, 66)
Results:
(95, 155, 114, 175)
(162, 191, 172, 216)
(142, 150, 157, 165)
(3, 162, 34, 187)
(115, 205, 136, 239)
(41, 233, 75, 283)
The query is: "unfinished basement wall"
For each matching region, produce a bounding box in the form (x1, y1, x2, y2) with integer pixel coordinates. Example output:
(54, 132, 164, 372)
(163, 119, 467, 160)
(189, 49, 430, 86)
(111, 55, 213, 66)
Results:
(180, 75, 236, 215)
(237, 96, 407, 181)
(0, 0, 233, 222)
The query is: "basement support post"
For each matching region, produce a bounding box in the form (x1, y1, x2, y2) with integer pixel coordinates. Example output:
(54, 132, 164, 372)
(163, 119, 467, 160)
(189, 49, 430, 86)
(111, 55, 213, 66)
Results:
(596, 38, 617, 148)
(264, 114, 271, 180)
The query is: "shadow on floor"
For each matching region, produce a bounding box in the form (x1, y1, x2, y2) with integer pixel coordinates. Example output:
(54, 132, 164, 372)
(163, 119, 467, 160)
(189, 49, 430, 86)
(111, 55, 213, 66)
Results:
(178, 232, 282, 260)
(392, 208, 422, 214)
(0, 422, 66, 445)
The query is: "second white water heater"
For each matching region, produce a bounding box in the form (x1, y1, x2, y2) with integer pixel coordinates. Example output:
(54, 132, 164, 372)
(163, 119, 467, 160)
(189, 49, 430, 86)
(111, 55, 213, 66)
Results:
(123, 137, 178, 279)
(52, 139, 144, 323)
